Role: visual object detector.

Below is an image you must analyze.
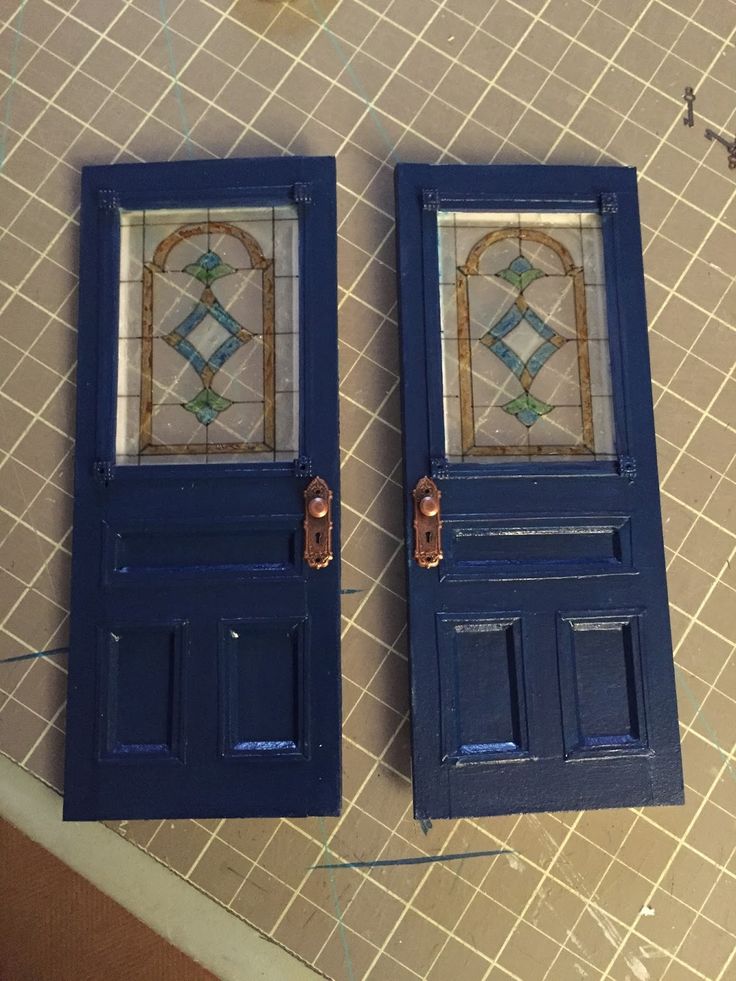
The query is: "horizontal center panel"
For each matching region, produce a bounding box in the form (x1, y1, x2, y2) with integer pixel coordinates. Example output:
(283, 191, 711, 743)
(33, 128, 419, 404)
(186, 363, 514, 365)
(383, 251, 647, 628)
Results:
(93, 580, 308, 622)
(438, 477, 635, 513)
(102, 474, 309, 513)
(440, 515, 632, 581)
(103, 516, 303, 581)
(433, 571, 641, 612)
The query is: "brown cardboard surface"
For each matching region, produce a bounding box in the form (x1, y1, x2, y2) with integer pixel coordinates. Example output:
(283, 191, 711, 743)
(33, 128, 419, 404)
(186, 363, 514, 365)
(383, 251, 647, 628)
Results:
(0, 817, 215, 981)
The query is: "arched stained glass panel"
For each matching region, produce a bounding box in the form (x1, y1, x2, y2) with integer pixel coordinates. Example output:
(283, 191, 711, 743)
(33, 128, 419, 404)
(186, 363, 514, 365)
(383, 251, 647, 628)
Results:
(438, 211, 615, 463)
(116, 206, 299, 464)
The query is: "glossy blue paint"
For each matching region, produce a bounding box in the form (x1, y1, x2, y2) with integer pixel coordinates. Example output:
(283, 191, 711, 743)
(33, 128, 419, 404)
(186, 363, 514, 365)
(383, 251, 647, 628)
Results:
(64, 157, 340, 820)
(395, 164, 683, 819)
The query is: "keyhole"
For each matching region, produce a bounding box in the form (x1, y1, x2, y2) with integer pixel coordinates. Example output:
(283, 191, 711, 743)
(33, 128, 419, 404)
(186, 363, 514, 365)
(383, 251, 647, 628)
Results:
(315, 532, 322, 544)
(426, 531, 433, 543)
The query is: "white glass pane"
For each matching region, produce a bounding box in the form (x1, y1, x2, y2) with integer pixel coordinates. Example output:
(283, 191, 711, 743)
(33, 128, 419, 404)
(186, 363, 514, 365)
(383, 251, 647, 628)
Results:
(439, 210, 615, 464)
(115, 205, 300, 465)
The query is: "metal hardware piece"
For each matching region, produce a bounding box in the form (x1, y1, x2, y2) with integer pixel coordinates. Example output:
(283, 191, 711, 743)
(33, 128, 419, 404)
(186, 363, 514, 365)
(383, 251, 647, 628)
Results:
(682, 86, 695, 127)
(412, 476, 442, 569)
(304, 476, 333, 569)
(705, 128, 736, 170)
(308, 496, 328, 519)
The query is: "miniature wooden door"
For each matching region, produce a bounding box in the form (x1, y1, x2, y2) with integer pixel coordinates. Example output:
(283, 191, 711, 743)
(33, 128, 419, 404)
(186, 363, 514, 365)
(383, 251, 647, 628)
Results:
(395, 164, 683, 819)
(64, 157, 340, 820)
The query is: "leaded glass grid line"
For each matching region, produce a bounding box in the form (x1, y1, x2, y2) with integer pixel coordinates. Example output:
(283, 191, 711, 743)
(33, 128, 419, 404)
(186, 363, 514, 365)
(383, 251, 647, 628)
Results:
(115, 206, 300, 466)
(439, 211, 616, 465)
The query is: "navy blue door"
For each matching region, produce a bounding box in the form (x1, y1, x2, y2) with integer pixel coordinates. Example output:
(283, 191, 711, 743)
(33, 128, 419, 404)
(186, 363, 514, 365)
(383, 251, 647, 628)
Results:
(64, 157, 340, 820)
(396, 164, 683, 819)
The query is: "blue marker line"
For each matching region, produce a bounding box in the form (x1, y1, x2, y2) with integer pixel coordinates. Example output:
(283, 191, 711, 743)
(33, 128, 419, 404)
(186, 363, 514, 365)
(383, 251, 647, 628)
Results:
(307, 0, 397, 161)
(318, 816, 355, 981)
(0, 647, 68, 665)
(158, 0, 195, 158)
(312, 848, 513, 870)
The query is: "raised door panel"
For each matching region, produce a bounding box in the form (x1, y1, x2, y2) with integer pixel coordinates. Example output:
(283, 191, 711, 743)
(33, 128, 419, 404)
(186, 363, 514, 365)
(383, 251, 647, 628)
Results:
(218, 617, 305, 757)
(557, 611, 647, 757)
(437, 614, 528, 763)
(98, 621, 186, 762)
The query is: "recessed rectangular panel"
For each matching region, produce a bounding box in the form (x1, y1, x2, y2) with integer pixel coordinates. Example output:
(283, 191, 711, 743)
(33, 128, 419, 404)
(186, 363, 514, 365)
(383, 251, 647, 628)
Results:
(107, 520, 297, 578)
(219, 618, 304, 755)
(438, 615, 527, 762)
(444, 518, 629, 579)
(558, 613, 646, 757)
(99, 622, 185, 760)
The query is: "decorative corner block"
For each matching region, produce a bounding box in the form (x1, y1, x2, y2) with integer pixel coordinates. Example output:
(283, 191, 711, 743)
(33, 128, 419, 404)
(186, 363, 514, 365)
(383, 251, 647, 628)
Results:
(294, 455, 313, 477)
(600, 192, 618, 214)
(292, 182, 312, 205)
(93, 460, 114, 485)
(97, 188, 120, 213)
(618, 454, 636, 482)
(422, 188, 440, 212)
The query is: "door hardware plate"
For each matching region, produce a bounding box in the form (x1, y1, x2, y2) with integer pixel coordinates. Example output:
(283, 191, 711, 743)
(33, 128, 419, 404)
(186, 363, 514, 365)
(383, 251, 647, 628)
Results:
(304, 476, 334, 569)
(413, 476, 442, 569)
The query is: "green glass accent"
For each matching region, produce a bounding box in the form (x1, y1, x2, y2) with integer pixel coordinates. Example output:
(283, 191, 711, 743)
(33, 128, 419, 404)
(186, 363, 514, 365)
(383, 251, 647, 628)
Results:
(182, 386, 233, 426)
(502, 392, 553, 428)
(496, 255, 544, 291)
(183, 250, 236, 285)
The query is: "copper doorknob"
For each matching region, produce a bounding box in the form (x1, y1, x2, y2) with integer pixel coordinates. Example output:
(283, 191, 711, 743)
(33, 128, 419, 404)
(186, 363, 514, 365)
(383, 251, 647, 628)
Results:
(308, 496, 329, 519)
(419, 495, 439, 517)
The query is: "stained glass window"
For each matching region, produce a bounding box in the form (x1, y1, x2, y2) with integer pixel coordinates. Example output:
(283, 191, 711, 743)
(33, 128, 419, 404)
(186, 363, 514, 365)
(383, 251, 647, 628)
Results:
(438, 211, 615, 463)
(116, 206, 299, 465)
